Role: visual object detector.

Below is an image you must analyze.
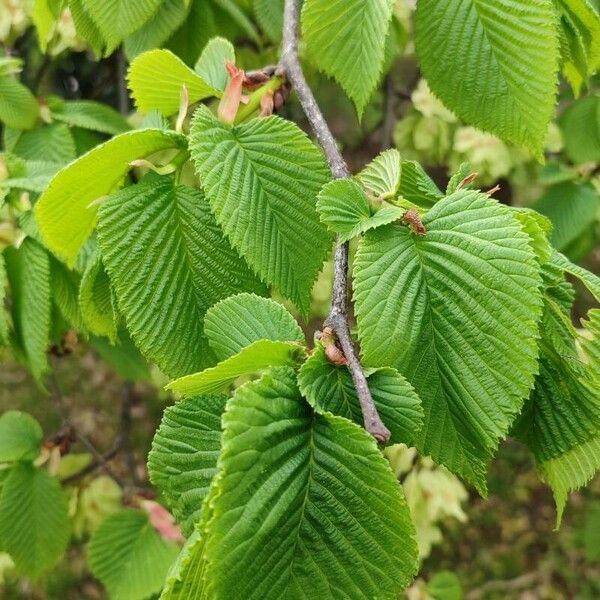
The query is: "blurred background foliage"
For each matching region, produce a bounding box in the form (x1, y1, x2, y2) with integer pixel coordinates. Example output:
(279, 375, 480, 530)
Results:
(1, 0, 599, 598)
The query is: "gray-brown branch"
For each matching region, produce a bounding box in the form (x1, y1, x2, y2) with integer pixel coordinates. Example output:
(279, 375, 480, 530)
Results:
(280, 0, 391, 443)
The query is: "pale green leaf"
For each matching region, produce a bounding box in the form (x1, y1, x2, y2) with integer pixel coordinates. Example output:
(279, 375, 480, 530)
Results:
(79, 253, 117, 341)
(0, 411, 43, 463)
(82, 0, 162, 55)
(511, 208, 554, 264)
(69, 0, 104, 55)
(203, 368, 419, 599)
(35, 128, 186, 266)
(398, 160, 443, 208)
(446, 163, 474, 195)
(302, 0, 396, 116)
(357, 148, 402, 198)
(298, 342, 423, 446)
(354, 190, 543, 493)
(4, 239, 51, 381)
(88, 509, 179, 600)
(124, 0, 191, 59)
(203, 292, 305, 360)
(128, 49, 221, 117)
(0, 254, 8, 344)
(51, 100, 131, 135)
(0, 464, 70, 579)
(50, 255, 84, 329)
(32, 0, 57, 52)
(1, 160, 63, 193)
(11, 122, 75, 164)
(148, 394, 225, 536)
(0, 75, 38, 130)
(98, 176, 266, 378)
(552, 250, 600, 301)
(194, 37, 235, 93)
(415, 0, 559, 158)
(317, 178, 404, 242)
(190, 106, 332, 314)
(166, 340, 306, 396)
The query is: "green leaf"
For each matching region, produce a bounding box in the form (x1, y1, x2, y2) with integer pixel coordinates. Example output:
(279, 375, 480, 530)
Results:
(190, 106, 332, 314)
(148, 394, 225, 536)
(0, 75, 38, 130)
(11, 122, 75, 164)
(4, 239, 51, 381)
(88, 508, 179, 600)
(35, 128, 186, 266)
(32, 0, 58, 52)
(560, 94, 600, 164)
(203, 292, 305, 360)
(357, 148, 402, 198)
(415, 0, 559, 158)
(511, 208, 554, 265)
(166, 340, 307, 396)
(0, 464, 70, 579)
(1, 160, 63, 193)
(354, 190, 543, 493)
(82, 0, 162, 55)
(557, 0, 600, 95)
(50, 255, 84, 329)
(513, 291, 600, 525)
(0, 411, 43, 463)
(203, 368, 419, 599)
(124, 0, 191, 59)
(317, 178, 405, 242)
(0, 254, 8, 345)
(194, 37, 235, 93)
(427, 571, 463, 600)
(533, 182, 600, 256)
(254, 0, 284, 42)
(398, 160, 443, 208)
(298, 342, 423, 446)
(302, 0, 396, 117)
(551, 250, 600, 300)
(128, 49, 221, 117)
(90, 331, 151, 382)
(69, 0, 104, 56)
(98, 176, 265, 378)
(51, 100, 131, 135)
(446, 163, 474, 196)
(79, 253, 117, 341)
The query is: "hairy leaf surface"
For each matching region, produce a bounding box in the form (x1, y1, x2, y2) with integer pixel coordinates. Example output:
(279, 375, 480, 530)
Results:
(203, 368, 418, 599)
(415, 0, 559, 157)
(302, 0, 396, 116)
(148, 395, 225, 536)
(35, 129, 186, 266)
(354, 190, 543, 492)
(190, 106, 331, 314)
(204, 293, 304, 360)
(98, 177, 265, 378)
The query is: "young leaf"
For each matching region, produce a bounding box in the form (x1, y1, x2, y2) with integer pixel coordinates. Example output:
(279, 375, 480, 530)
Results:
(194, 37, 235, 93)
(69, 0, 105, 56)
(357, 148, 402, 198)
(161, 529, 207, 600)
(88, 508, 179, 600)
(560, 95, 600, 164)
(190, 106, 332, 314)
(166, 340, 307, 396)
(298, 342, 423, 446)
(35, 128, 186, 266)
(81, 0, 162, 55)
(302, 0, 396, 117)
(0, 464, 70, 579)
(317, 178, 405, 242)
(79, 253, 118, 341)
(128, 49, 221, 117)
(552, 250, 600, 300)
(415, 0, 559, 158)
(203, 368, 419, 599)
(354, 190, 543, 493)
(203, 292, 305, 361)
(399, 160, 443, 208)
(0, 411, 43, 463)
(10, 122, 76, 164)
(0, 75, 38, 130)
(148, 394, 225, 536)
(50, 255, 84, 329)
(4, 239, 51, 381)
(51, 100, 131, 135)
(97, 177, 266, 378)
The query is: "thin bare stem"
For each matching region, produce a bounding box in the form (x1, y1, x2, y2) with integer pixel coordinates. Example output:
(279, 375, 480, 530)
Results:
(280, 0, 390, 443)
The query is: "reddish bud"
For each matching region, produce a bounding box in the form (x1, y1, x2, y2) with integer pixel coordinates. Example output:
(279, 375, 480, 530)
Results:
(402, 209, 427, 235)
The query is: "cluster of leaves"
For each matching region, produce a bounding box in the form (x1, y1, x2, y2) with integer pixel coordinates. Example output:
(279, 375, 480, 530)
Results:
(1, 0, 600, 598)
